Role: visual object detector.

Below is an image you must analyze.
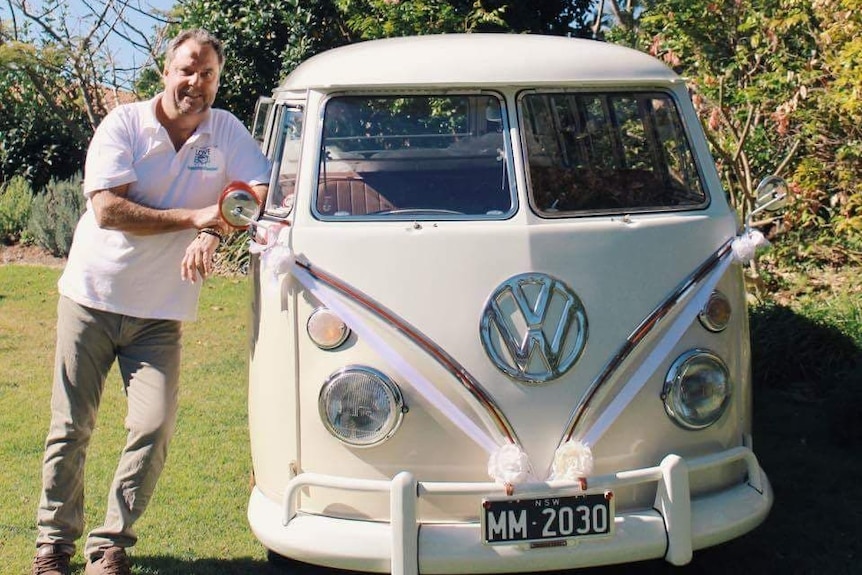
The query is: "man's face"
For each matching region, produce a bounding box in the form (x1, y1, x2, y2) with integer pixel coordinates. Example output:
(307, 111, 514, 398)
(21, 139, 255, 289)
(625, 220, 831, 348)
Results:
(162, 39, 221, 118)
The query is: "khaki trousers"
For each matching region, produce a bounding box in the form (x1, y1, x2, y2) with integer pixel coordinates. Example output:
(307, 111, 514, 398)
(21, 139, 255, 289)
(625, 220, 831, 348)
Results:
(36, 296, 182, 560)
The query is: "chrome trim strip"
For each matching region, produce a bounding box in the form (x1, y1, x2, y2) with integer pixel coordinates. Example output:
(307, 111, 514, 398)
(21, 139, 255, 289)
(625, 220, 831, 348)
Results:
(295, 259, 520, 445)
(559, 239, 735, 444)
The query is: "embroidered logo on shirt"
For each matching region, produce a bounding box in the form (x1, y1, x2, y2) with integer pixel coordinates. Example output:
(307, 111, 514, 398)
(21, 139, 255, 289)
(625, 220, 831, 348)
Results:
(188, 146, 218, 172)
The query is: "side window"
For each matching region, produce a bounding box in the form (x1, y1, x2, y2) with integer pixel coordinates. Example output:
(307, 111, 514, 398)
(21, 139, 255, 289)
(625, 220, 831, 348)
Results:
(265, 106, 304, 216)
(521, 92, 706, 216)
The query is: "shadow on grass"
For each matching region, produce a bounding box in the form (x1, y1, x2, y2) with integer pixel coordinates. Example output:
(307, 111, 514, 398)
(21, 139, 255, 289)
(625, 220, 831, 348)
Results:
(746, 303, 862, 571)
(750, 302, 862, 446)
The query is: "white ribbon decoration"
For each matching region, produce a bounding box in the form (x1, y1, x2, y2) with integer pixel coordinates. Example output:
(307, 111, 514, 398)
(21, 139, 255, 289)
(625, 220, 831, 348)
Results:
(580, 235, 766, 447)
(550, 439, 594, 481)
(731, 229, 769, 264)
(487, 443, 534, 485)
(251, 230, 502, 457)
(250, 230, 766, 486)
(292, 264, 502, 455)
(580, 255, 732, 447)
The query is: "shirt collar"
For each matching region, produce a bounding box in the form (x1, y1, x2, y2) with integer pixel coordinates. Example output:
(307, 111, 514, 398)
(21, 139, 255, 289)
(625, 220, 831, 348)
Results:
(146, 93, 214, 139)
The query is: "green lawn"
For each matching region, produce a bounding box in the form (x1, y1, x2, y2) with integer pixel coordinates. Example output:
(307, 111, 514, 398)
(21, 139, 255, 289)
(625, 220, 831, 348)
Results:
(0, 266, 278, 574)
(2, 263, 860, 575)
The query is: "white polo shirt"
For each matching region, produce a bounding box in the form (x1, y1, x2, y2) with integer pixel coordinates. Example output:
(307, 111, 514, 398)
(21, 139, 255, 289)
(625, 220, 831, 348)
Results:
(59, 94, 271, 321)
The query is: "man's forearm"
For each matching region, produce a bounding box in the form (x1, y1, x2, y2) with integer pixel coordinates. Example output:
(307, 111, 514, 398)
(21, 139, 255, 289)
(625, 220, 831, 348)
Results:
(91, 188, 218, 234)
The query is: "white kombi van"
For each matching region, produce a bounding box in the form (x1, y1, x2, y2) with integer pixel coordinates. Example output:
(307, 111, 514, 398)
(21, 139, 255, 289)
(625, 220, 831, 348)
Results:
(221, 34, 782, 574)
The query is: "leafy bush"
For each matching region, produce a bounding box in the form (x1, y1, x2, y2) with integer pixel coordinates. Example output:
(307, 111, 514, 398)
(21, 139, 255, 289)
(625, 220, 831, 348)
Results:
(27, 172, 85, 257)
(0, 176, 33, 243)
(0, 65, 90, 191)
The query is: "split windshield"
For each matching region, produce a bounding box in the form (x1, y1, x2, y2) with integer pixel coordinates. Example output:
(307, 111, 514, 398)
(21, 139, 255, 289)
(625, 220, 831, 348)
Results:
(268, 91, 707, 219)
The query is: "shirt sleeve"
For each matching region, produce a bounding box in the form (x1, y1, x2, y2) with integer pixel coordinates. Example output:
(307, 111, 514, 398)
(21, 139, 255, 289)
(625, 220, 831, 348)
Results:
(83, 107, 139, 197)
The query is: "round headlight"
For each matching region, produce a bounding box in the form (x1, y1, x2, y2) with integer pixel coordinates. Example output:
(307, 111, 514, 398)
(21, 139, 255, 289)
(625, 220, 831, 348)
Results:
(307, 307, 351, 350)
(662, 350, 731, 430)
(698, 290, 732, 333)
(319, 366, 406, 447)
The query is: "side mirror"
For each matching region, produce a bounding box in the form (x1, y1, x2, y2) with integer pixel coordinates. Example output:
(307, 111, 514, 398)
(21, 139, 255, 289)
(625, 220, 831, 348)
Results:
(219, 181, 262, 229)
(747, 175, 788, 230)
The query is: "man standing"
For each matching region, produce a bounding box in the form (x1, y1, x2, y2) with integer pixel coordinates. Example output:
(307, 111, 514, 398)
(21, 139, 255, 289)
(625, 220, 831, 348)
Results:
(31, 29, 270, 575)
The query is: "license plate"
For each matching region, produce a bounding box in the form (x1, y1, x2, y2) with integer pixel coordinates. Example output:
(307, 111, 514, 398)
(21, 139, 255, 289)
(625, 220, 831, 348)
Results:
(481, 491, 614, 545)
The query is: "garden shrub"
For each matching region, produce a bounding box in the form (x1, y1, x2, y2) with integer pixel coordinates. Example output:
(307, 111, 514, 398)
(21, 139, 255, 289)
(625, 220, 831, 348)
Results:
(27, 172, 85, 257)
(0, 176, 33, 243)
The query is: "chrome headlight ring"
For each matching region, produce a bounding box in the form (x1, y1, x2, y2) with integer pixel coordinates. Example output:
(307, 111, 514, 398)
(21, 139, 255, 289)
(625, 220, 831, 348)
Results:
(318, 365, 406, 447)
(662, 349, 732, 430)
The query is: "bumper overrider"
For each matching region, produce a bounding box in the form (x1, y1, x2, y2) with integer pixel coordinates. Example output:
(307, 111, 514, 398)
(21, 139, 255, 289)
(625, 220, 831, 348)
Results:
(249, 446, 772, 574)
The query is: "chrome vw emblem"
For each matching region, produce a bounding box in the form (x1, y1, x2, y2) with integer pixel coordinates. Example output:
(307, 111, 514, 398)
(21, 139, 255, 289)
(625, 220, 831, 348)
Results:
(480, 273, 587, 384)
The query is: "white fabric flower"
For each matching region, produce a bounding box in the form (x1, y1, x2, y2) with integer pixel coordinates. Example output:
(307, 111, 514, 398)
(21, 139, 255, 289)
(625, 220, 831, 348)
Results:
(731, 230, 769, 264)
(550, 440, 594, 482)
(250, 223, 294, 289)
(487, 443, 532, 485)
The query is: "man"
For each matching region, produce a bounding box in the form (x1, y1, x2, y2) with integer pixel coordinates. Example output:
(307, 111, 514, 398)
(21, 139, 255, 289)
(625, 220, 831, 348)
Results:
(31, 29, 270, 575)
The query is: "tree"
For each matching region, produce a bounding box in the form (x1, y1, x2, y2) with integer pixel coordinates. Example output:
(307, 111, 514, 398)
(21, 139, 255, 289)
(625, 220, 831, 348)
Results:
(0, 27, 90, 188)
(169, 0, 310, 123)
(591, 0, 650, 40)
(615, 1, 814, 221)
(803, 0, 862, 246)
(334, 1, 593, 40)
(3, 1, 172, 129)
(1, 1, 174, 188)
(604, 0, 862, 266)
(171, 0, 597, 123)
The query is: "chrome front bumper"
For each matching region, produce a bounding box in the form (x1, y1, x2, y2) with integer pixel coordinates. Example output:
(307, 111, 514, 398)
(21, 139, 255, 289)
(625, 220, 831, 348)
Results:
(248, 447, 772, 574)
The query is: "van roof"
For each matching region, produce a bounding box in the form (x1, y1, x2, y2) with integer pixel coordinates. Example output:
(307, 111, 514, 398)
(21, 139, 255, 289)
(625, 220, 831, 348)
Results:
(275, 34, 680, 94)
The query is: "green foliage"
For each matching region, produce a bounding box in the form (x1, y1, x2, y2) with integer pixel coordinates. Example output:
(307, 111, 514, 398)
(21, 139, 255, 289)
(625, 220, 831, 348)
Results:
(171, 0, 310, 123)
(629, 1, 813, 214)
(276, 0, 351, 79)
(334, 0, 501, 39)
(0, 175, 33, 243)
(170, 1, 595, 123)
(334, 1, 593, 42)
(481, 0, 594, 36)
(804, 0, 862, 245)
(0, 45, 90, 190)
(618, 0, 862, 268)
(26, 172, 85, 257)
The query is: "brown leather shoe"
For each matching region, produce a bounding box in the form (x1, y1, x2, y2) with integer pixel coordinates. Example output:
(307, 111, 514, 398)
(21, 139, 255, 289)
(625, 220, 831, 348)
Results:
(84, 547, 131, 575)
(32, 543, 74, 575)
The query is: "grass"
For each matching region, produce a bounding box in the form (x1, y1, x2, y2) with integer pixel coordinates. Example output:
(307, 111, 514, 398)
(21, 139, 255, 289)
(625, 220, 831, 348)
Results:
(0, 266, 278, 574)
(1, 263, 860, 575)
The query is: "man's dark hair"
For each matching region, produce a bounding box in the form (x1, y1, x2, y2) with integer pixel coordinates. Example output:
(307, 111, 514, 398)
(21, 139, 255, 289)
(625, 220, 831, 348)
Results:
(165, 29, 225, 70)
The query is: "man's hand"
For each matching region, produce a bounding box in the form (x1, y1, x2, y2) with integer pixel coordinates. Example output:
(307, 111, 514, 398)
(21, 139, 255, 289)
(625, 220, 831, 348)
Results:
(189, 204, 224, 232)
(181, 231, 220, 282)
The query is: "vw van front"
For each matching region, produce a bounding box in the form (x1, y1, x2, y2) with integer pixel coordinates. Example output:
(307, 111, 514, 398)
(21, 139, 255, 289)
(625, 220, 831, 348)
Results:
(235, 35, 774, 574)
